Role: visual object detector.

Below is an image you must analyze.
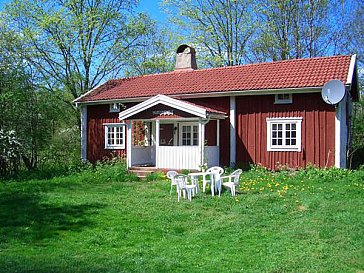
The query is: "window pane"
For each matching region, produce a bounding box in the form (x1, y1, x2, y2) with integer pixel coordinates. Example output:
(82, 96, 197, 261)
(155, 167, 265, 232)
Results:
(291, 139, 296, 145)
(278, 139, 282, 145)
(272, 139, 277, 145)
(278, 124, 282, 130)
(292, 124, 296, 130)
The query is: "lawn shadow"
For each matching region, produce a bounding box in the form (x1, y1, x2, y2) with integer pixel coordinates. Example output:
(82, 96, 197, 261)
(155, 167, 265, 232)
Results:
(0, 190, 104, 243)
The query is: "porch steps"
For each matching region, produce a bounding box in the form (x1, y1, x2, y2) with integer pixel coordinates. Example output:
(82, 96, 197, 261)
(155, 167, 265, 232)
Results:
(129, 166, 158, 179)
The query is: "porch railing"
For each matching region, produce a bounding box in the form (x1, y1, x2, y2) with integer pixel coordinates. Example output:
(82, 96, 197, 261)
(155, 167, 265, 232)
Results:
(157, 146, 200, 170)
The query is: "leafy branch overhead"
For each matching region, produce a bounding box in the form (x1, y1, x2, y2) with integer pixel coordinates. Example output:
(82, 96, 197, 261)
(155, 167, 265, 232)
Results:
(5, 0, 155, 99)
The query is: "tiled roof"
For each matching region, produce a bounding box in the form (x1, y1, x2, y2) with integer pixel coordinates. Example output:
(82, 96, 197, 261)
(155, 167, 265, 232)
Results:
(75, 55, 352, 103)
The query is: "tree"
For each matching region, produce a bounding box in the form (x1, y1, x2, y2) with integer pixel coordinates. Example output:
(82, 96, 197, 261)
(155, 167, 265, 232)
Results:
(250, 0, 346, 62)
(163, 0, 256, 67)
(123, 26, 177, 77)
(0, 19, 77, 171)
(5, 0, 155, 100)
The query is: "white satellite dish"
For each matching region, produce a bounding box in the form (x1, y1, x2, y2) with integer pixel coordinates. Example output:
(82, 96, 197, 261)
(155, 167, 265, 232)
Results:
(321, 79, 346, 105)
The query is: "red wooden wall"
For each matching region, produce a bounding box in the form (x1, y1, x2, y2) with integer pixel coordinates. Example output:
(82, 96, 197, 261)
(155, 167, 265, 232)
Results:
(87, 103, 135, 162)
(86, 93, 336, 169)
(235, 93, 336, 169)
(188, 97, 231, 166)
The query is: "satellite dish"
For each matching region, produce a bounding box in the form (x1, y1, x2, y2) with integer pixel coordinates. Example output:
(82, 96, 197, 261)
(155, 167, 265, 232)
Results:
(321, 79, 346, 105)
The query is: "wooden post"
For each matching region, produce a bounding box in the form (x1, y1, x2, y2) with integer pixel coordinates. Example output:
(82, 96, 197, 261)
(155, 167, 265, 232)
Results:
(127, 121, 132, 168)
(155, 119, 160, 168)
(230, 96, 236, 167)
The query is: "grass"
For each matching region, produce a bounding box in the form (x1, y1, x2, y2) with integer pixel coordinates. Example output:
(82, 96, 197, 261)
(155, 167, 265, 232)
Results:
(0, 163, 363, 272)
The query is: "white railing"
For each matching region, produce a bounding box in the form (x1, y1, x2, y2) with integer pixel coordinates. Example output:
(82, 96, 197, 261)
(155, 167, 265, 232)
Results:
(131, 146, 153, 166)
(157, 146, 200, 170)
(205, 146, 219, 167)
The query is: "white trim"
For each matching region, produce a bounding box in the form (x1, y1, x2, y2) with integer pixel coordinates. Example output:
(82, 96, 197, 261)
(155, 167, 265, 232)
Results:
(80, 106, 87, 162)
(335, 96, 348, 168)
(75, 86, 328, 106)
(230, 96, 236, 166)
(119, 94, 207, 120)
(127, 122, 132, 168)
(199, 118, 204, 166)
(104, 123, 126, 149)
(346, 54, 356, 85)
(155, 120, 160, 168)
(274, 93, 292, 104)
(266, 117, 303, 152)
(178, 122, 199, 146)
(73, 83, 104, 105)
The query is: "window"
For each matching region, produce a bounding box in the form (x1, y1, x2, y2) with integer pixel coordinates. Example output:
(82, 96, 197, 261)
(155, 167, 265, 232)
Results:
(109, 103, 120, 113)
(274, 93, 292, 104)
(179, 123, 198, 146)
(266, 117, 302, 151)
(104, 124, 125, 149)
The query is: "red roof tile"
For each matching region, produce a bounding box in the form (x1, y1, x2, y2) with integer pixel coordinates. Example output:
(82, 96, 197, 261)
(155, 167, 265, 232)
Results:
(75, 55, 352, 103)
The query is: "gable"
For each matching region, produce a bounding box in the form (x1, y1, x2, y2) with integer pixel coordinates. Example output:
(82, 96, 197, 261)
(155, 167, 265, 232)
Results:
(118, 94, 226, 120)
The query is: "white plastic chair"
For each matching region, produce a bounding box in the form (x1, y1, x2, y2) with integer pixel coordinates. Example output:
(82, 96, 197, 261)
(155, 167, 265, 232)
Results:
(166, 170, 178, 194)
(174, 174, 197, 202)
(221, 169, 243, 196)
(202, 166, 224, 196)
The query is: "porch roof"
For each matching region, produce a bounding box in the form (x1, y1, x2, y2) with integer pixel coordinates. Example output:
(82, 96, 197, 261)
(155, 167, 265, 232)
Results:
(119, 94, 227, 120)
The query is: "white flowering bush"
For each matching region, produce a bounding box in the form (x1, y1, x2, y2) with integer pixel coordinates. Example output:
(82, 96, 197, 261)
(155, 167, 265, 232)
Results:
(0, 129, 23, 176)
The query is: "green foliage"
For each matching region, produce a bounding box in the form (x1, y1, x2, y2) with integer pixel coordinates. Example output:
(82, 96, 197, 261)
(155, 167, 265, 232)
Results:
(145, 171, 165, 182)
(4, 0, 157, 99)
(163, 0, 256, 67)
(0, 165, 363, 272)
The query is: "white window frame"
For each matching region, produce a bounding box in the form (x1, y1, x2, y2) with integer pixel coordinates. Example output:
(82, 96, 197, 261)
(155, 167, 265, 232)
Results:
(266, 117, 302, 152)
(179, 122, 199, 146)
(274, 93, 292, 104)
(109, 103, 120, 113)
(104, 123, 126, 149)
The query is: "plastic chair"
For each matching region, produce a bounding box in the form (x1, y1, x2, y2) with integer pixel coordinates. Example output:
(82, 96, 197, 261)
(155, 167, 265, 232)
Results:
(202, 166, 224, 196)
(166, 170, 178, 194)
(221, 169, 243, 196)
(174, 174, 197, 202)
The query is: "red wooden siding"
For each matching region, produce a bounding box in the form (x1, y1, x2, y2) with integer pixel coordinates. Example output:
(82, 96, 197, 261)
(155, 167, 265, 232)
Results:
(188, 97, 230, 166)
(87, 104, 134, 162)
(235, 93, 336, 169)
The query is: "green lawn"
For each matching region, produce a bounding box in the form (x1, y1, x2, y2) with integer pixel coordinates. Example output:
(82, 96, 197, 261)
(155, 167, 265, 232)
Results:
(0, 164, 363, 273)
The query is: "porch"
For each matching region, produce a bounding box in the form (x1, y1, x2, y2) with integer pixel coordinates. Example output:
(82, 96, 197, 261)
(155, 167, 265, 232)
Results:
(119, 95, 226, 171)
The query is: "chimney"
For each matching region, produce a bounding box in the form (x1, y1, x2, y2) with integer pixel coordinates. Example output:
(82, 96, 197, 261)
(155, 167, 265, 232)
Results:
(175, 44, 197, 71)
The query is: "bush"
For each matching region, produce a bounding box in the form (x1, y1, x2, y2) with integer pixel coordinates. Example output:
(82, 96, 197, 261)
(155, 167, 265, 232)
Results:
(0, 129, 22, 176)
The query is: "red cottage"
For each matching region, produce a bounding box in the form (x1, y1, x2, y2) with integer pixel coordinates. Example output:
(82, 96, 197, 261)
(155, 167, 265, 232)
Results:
(74, 45, 359, 171)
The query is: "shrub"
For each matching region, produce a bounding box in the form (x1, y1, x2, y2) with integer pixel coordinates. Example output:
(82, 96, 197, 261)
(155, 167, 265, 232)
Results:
(0, 129, 22, 176)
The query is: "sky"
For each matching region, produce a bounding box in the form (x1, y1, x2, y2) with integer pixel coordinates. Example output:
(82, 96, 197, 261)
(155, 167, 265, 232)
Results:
(138, 0, 167, 23)
(0, 0, 167, 22)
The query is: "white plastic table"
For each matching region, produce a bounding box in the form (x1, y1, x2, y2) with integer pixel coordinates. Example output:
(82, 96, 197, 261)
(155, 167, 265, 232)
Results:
(188, 171, 215, 196)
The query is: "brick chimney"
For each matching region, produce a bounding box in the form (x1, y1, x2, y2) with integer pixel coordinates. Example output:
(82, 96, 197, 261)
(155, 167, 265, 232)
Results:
(175, 44, 197, 71)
